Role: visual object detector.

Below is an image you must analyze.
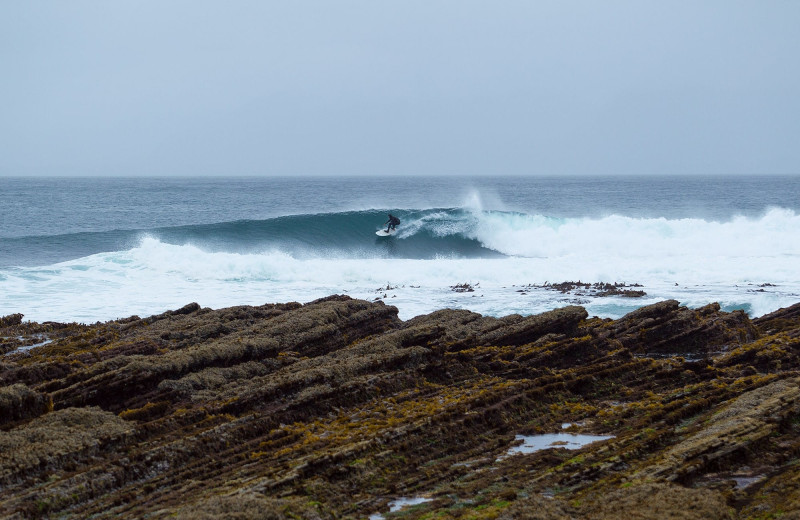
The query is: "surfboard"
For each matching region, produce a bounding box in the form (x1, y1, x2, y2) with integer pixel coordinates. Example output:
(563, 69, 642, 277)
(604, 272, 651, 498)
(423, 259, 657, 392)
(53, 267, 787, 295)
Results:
(375, 229, 396, 237)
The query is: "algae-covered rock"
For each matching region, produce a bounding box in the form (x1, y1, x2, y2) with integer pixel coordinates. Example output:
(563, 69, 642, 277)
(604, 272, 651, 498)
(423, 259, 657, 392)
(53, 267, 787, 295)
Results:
(613, 300, 758, 356)
(0, 313, 24, 327)
(0, 297, 799, 519)
(635, 378, 800, 483)
(498, 494, 576, 519)
(172, 493, 334, 520)
(585, 482, 733, 520)
(0, 383, 51, 426)
(754, 301, 800, 335)
(0, 407, 133, 485)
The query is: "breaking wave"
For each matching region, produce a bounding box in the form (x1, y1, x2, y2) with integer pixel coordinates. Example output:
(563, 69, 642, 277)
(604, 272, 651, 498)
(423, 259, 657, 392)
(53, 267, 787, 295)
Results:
(3, 207, 799, 323)
(4, 207, 800, 267)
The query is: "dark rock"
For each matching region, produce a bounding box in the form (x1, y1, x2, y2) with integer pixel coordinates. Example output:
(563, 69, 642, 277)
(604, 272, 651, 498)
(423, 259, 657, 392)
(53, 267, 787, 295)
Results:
(0, 298, 799, 519)
(753, 302, 800, 335)
(0, 313, 23, 328)
(0, 384, 51, 426)
(612, 300, 759, 356)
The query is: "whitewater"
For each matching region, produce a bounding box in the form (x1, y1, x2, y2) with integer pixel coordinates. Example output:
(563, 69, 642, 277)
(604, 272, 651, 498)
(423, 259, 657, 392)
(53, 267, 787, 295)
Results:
(2, 175, 799, 324)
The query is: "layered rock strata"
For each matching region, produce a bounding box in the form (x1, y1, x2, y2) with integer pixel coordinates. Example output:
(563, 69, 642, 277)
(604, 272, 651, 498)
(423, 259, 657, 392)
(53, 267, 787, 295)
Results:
(1, 296, 800, 519)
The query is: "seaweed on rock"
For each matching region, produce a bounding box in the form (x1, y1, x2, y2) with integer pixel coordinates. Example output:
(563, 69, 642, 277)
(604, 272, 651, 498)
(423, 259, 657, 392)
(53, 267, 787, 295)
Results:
(2, 296, 800, 519)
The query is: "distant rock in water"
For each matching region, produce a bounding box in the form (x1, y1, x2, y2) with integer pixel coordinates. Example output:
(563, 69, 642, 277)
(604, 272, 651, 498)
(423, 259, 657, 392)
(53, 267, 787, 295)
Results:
(2, 297, 800, 519)
(0, 313, 23, 327)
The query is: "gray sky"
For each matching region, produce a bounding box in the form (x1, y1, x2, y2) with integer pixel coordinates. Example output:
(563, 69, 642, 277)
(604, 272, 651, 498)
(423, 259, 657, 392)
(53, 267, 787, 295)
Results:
(2, 1, 799, 176)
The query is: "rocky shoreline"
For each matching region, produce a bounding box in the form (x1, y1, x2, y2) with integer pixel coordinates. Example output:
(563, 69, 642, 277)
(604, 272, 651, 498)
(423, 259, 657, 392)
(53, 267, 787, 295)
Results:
(2, 297, 800, 519)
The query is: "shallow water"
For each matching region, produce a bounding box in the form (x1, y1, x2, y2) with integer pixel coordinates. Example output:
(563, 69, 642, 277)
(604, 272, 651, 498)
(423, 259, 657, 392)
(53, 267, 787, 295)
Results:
(504, 432, 614, 457)
(369, 496, 432, 519)
(2, 336, 53, 356)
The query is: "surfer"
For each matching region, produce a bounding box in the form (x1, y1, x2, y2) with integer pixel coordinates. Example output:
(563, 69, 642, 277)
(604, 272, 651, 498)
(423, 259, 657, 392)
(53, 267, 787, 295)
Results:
(385, 214, 400, 233)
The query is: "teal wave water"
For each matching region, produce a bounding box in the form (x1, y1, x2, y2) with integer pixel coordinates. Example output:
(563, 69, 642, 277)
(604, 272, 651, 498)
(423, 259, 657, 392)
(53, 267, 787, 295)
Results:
(1, 209, 510, 267)
(152, 209, 506, 260)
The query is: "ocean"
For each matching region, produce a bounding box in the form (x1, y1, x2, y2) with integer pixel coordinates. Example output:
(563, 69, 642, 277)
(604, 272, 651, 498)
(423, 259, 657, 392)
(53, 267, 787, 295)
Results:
(1, 175, 799, 323)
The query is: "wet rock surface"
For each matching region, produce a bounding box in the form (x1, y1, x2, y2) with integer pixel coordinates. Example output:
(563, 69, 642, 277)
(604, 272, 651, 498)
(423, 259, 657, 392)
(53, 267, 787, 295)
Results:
(1, 297, 800, 519)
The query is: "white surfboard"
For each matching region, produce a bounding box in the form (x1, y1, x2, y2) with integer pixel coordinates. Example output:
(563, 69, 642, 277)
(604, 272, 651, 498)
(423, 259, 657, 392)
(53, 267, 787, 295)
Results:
(375, 229, 396, 237)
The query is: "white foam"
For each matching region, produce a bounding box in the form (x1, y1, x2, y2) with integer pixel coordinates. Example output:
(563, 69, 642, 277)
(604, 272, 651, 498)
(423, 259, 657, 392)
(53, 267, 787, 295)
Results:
(2, 208, 800, 325)
(467, 207, 800, 260)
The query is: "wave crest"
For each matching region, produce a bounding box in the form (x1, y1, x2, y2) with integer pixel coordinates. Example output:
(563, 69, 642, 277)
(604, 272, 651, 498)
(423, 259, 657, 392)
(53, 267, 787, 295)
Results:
(3, 207, 799, 267)
(468, 207, 800, 259)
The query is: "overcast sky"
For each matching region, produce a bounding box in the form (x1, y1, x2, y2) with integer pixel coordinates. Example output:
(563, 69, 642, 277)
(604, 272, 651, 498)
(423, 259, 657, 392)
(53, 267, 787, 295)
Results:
(2, 1, 799, 176)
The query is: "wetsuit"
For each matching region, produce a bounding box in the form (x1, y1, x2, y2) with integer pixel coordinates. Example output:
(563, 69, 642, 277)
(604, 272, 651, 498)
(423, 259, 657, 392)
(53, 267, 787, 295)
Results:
(385, 215, 400, 232)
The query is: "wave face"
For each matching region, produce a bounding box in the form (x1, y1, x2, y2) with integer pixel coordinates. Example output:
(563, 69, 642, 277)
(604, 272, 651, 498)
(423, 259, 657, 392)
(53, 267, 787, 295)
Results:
(1, 209, 501, 267)
(151, 209, 506, 260)
(6, 206, 800, 267)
